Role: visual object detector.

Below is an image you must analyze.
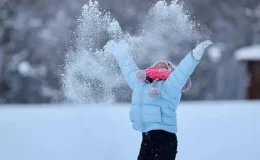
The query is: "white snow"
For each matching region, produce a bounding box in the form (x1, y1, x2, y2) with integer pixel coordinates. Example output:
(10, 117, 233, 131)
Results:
(18, 61, 32, 76)
(207, 46, 222, 63)
(235, 45, 260, 61)
(63, 1, 202, 103)
(0, 101, 260, 160)
(18, 61, 47, 77)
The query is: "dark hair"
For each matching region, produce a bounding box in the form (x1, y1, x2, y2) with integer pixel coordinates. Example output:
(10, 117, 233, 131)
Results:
(145, 77, 153, 83)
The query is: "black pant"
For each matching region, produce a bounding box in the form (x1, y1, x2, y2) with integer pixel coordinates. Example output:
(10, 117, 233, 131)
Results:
(137, 130, 178, 160)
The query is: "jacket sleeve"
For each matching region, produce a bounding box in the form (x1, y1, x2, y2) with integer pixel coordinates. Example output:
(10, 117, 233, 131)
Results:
(113, 50, 140, 89)
(163, 52, 199, 93)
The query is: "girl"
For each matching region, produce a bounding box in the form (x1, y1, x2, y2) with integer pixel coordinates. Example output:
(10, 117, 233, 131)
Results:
(104, 40, 212, 160)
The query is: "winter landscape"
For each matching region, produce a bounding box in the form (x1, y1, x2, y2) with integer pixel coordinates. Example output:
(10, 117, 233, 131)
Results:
(1, 0, 260, 160)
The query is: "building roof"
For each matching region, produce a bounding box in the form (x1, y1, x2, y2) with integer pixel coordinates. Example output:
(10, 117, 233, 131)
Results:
(235, 45, 260, 61)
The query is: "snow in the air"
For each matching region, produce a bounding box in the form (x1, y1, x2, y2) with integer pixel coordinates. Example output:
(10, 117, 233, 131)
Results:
(0, 101, 259, 160)
(62, 0, 203, 104)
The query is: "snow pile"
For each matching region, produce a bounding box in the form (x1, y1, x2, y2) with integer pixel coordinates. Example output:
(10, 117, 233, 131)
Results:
(235, 45, 260, 61)
(0, 101, 260, 160)
(62, 0, 207, 103)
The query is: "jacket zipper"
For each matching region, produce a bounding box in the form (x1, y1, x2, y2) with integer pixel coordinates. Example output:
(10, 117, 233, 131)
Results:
(140, 83, 145, 130)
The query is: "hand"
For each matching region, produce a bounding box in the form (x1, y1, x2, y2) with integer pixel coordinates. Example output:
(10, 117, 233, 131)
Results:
(192, 40, 213, 61)
(104, 40, 116, 54)
(104, 40, 129, 55)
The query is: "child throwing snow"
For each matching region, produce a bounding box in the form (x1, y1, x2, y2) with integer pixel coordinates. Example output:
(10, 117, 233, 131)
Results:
(104, 40, 212, 160)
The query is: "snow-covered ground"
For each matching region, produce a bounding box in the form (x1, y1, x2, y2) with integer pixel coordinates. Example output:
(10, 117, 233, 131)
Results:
(0, 101, 260, 160)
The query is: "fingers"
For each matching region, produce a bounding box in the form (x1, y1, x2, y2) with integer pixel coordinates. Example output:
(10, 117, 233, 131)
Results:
(118, 40, 129, 50)
(106, 40, 116, 47)
(198, 40, 213, 49)
(103, 39, 130, 55)
(104, 40, 116, 53)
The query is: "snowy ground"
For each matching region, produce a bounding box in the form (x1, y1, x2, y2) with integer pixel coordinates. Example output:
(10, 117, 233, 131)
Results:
(0, 100, 260, 160)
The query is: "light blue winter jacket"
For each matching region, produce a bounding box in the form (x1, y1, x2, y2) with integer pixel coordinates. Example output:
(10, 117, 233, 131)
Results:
(113, 51, 199, 133)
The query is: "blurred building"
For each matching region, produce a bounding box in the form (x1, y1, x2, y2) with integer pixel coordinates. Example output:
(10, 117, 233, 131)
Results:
(235, 45, 260, 99)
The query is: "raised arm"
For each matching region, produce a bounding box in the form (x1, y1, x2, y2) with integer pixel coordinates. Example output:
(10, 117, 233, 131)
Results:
(163, 40, 212, 93)
(104, 40, 140, 89)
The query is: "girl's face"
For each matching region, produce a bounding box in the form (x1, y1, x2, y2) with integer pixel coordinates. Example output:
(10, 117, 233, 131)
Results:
(154, 62, 169, 70)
